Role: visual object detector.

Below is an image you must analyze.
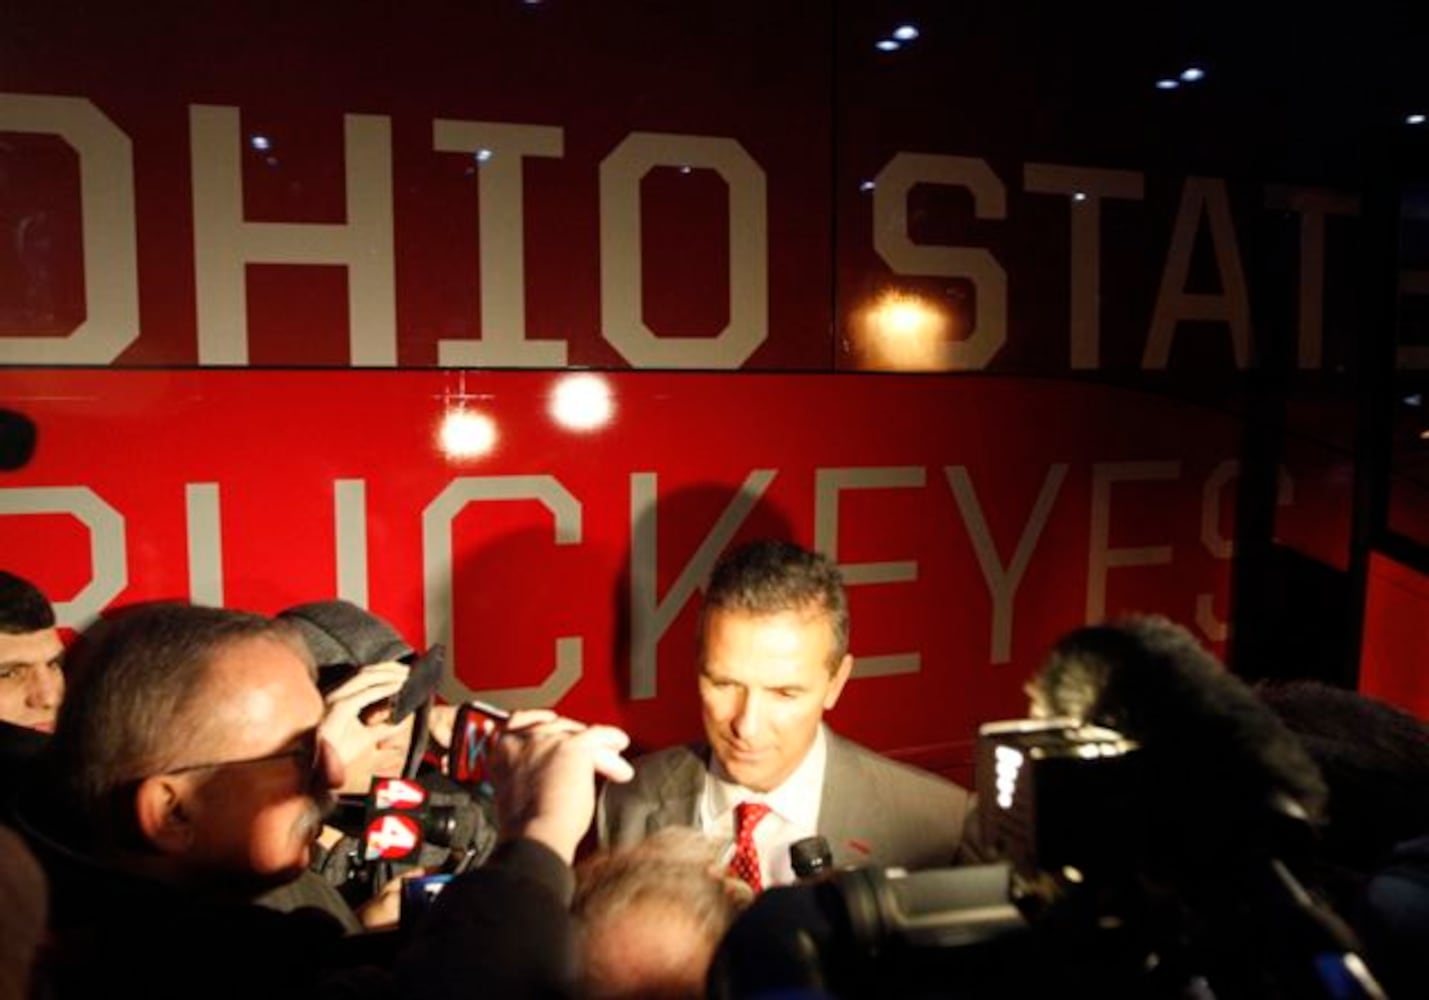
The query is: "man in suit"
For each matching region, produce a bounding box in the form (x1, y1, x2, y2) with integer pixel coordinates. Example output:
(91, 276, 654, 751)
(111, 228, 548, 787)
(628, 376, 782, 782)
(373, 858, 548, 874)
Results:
(599, 540, 972, 888)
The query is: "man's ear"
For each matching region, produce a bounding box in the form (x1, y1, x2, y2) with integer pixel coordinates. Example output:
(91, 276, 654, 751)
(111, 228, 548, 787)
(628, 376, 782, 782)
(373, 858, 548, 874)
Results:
(824, 654, 855, 710)
(134, 775, 195, 854)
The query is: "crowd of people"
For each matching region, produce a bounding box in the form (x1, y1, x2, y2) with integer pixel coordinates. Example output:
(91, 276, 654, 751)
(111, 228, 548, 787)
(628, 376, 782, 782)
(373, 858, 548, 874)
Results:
(0, 539, 1426, 998)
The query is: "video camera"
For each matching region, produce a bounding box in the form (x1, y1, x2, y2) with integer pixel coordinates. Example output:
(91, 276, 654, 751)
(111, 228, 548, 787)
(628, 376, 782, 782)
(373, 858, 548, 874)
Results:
(708, 718, 1384, 999)
(708, 718, 1153, 998)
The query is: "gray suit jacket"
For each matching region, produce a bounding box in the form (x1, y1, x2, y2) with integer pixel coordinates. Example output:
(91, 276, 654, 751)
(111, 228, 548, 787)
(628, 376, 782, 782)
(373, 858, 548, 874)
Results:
(596, 727, 972, 871)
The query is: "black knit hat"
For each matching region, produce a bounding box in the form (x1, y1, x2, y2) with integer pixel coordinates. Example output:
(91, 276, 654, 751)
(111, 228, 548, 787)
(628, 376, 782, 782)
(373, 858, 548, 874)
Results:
(277, 599, 432, 780)
(279, 600, 414, 685)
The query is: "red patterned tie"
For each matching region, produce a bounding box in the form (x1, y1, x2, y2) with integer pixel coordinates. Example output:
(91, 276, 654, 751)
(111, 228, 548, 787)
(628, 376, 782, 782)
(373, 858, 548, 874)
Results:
(727, 801, 772, 892)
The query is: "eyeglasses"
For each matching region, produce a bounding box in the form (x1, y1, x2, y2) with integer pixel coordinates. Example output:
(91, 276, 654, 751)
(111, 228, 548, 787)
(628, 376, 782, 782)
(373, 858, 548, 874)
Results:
(162, 727, 324, 782)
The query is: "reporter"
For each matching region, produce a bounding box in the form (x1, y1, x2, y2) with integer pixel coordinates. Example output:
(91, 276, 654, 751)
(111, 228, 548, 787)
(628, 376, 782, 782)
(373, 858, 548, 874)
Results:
(273, 601, 495, 928)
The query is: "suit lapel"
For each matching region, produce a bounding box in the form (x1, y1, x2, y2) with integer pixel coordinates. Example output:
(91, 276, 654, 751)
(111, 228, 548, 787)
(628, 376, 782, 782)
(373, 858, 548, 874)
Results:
(646, 744, 707, 833)
(818, 730, 875, 866)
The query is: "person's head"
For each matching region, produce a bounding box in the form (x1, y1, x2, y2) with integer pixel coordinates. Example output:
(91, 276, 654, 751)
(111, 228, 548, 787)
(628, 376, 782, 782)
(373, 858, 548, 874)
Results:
(697, 541, 853, 793)
(47, 603, 344, 892)
(574, 828, 750, 999)
(0, 571, 64, 733)
(1256, 680, 1429, 900)
(278, 600, 427, 794)
(1029, 616, 1327, 883)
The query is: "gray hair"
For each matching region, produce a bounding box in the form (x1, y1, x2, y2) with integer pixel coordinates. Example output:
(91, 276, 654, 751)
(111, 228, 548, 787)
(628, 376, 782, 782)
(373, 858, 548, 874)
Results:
(46, 602, 310, 843)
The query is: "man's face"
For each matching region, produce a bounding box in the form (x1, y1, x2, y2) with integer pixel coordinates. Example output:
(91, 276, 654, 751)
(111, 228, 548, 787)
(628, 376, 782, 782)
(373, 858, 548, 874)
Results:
(0, 627, 65, 732)
(175, 635, 343, 888)
(698, 607, 853, 794)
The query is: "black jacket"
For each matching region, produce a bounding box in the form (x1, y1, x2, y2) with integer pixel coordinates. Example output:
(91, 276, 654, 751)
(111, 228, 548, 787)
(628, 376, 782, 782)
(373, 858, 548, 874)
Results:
(19, 781, 578, 1000)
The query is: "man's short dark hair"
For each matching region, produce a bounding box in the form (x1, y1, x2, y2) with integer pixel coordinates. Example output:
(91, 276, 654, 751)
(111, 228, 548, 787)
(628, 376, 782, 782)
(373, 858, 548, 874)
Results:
(701, 540, 849, 669)
(46, 603, 309, 844)
(0, 571, 55, 635)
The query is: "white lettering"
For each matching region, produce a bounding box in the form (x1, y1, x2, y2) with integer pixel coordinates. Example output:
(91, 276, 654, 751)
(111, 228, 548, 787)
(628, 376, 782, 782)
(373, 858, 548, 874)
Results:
(0, 94, 139, 364)
(0, 486, 126, 627)
(190, 105, 396, 365)
(814, 466, 924, 678)
(873, 153, 1008, 369)
(1145, 177, 1252, 369)
(422, 476, 582, 707)
(600, 133, 768, 368)
(335, 478, 369, 606)
(1265, 186, 1360, 370)
(433, 121, 568, 367)
(185, 482, 223, 606)
(628, 469, 776, 698)
(1086, 461, 1179, 622)
(1024, 164, 1145, 369)
(946, 463, 1068, 663)
(1195, 460, 1295, 640)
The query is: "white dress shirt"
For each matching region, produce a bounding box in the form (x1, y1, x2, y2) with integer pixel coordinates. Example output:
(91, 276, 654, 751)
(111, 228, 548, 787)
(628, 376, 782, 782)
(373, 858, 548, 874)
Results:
(699, 724, 828, 888)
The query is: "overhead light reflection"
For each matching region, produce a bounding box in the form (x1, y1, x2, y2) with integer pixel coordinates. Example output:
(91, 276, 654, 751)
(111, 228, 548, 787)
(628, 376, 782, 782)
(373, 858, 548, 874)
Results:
(1408, 114, 1427, 126)
(854, 291, 955, 371)
(1179, 67, 1206, 83)
(875, 39, 900, 52)
(438, 408, 498, 460)
(250, 135, 272, 152)
(859, 180, 876, 193)
(1156, 79, 1180, 91)
(474, 148, 494, 163)
(549, 373, 614, 432)
(892, 25, 920, 41)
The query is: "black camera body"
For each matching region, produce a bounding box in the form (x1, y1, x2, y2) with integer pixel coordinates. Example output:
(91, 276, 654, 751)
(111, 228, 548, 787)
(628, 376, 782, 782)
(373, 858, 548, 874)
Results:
(710, 716, 1385, 999)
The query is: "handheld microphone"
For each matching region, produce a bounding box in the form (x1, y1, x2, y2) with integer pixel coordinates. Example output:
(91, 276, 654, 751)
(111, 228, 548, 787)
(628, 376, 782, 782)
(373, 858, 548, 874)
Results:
(448, 701, 509, 787)
(789, 836, 834, 882)
(363, 777, 430, 869)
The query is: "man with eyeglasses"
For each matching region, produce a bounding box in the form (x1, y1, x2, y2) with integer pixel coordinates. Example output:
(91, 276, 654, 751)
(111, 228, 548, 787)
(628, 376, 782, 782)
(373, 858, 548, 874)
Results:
(16, 601, 635, 999)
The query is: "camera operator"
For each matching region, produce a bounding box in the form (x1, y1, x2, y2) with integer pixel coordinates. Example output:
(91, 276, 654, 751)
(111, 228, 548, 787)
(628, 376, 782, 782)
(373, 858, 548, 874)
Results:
(711, 616, 1385, 999)
(15, 600, 635, 1000)
(269, 600, 497, 929)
